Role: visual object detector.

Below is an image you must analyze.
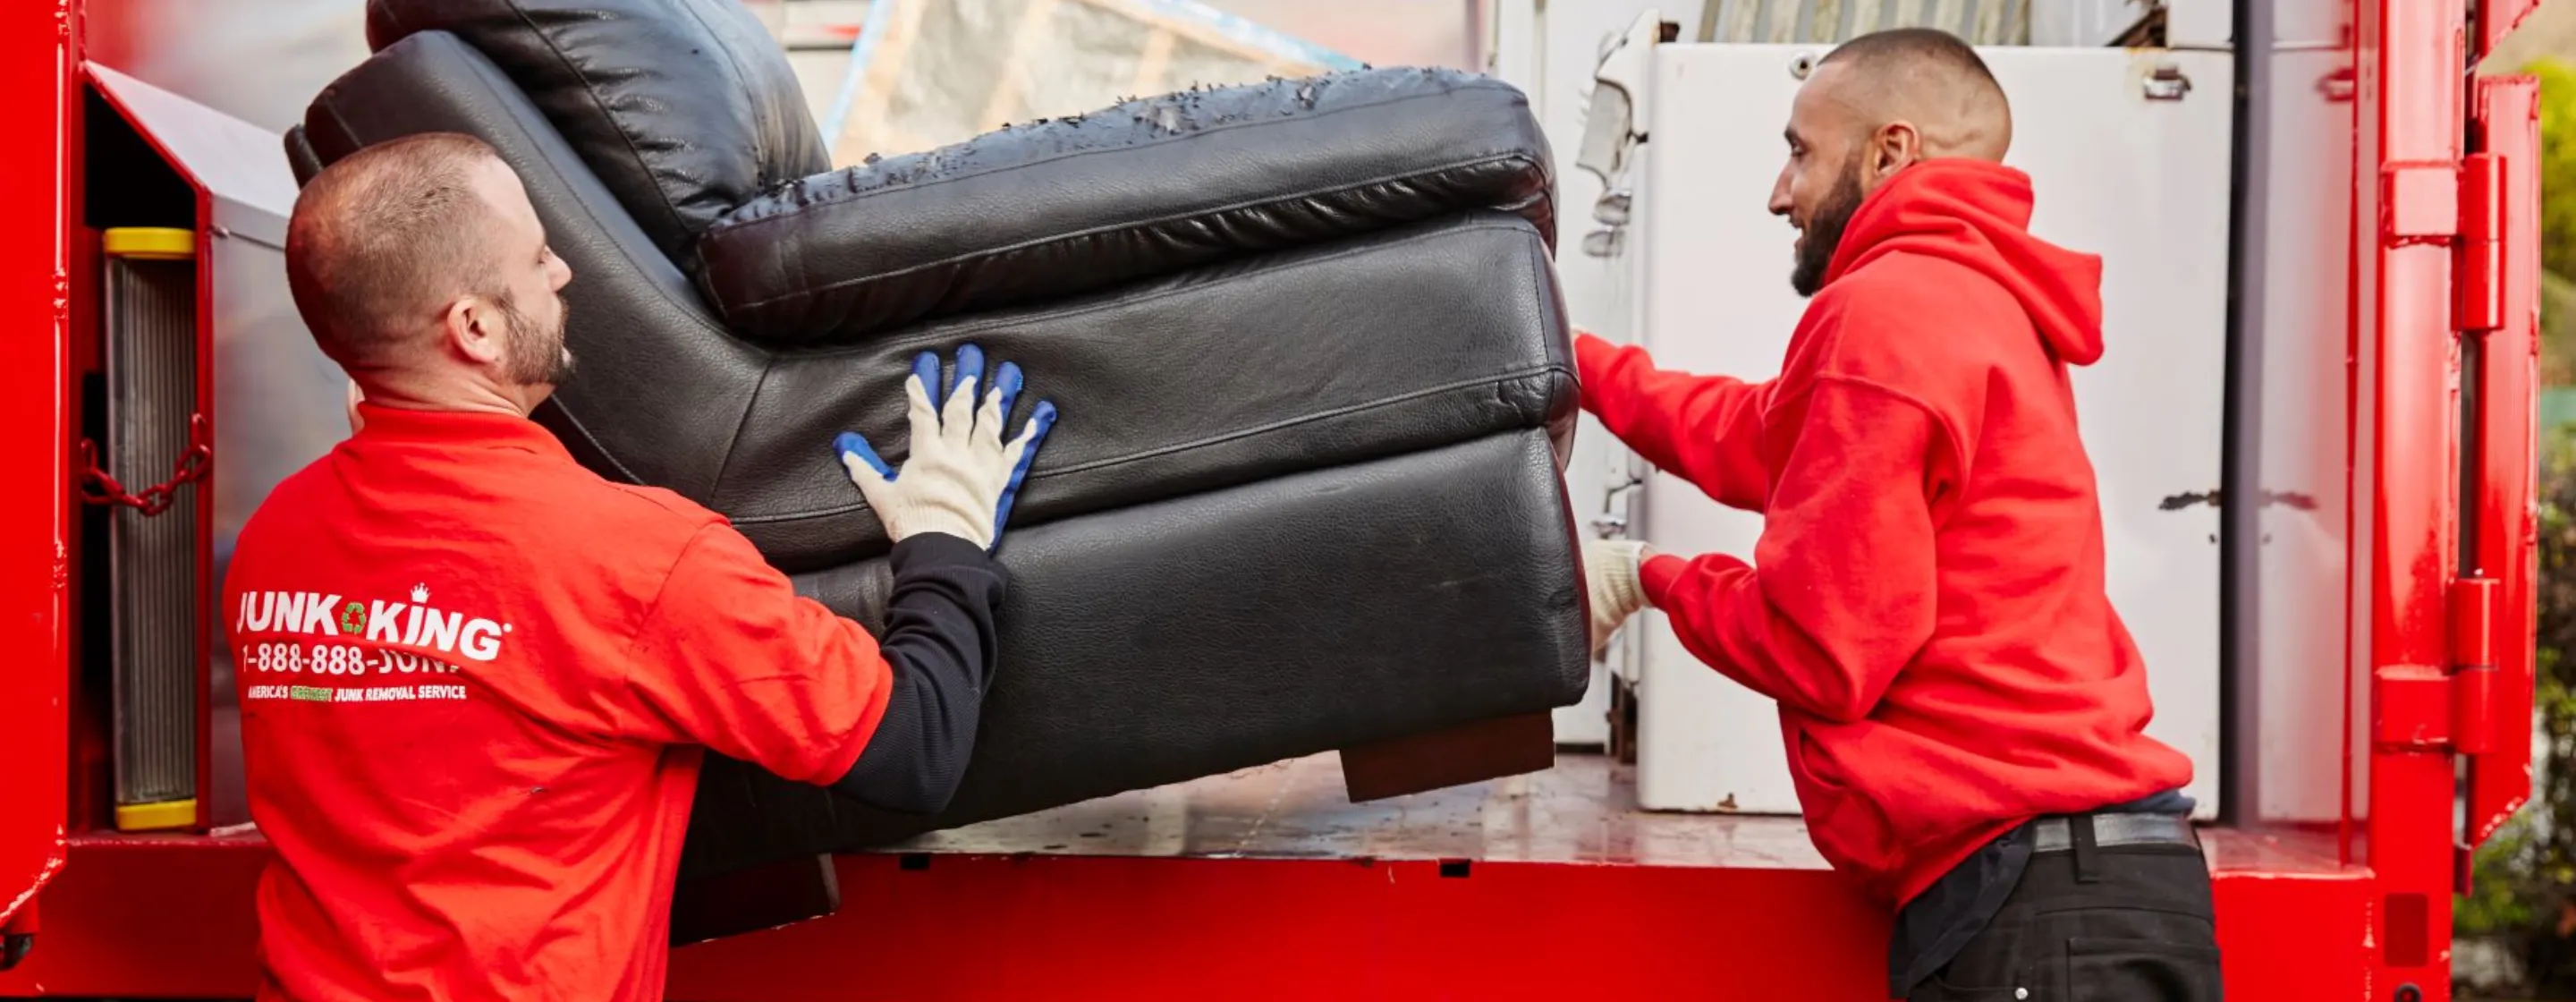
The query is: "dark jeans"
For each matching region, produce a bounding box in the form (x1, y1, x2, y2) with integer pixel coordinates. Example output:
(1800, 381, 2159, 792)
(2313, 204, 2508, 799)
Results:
(1907, 839, 2222, 1000)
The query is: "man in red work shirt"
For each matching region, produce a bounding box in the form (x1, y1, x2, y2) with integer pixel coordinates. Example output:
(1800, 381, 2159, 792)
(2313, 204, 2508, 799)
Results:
(1575, 30, 2219, 1000)
(223, 132, 1055, 1001)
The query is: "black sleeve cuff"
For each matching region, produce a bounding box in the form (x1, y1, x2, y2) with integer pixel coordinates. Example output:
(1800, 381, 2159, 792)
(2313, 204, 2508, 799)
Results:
(830, 531, 1007, 814)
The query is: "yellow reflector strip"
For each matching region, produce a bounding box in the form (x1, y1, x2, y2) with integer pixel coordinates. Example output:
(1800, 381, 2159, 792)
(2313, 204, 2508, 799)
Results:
(114, 798, 196, 832)
(103, 226, 196, 260)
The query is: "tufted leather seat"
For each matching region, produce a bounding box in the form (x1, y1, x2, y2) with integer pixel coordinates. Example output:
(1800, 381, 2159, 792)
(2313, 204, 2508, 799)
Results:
(291, 0, 1589, 879)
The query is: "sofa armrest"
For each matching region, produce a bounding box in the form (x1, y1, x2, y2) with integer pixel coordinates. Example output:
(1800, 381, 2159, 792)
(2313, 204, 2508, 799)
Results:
(692, 67, 1555, 344)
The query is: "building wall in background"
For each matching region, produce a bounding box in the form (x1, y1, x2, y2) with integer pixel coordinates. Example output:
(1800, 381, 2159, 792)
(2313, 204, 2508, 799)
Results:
(80, 0, 861, 147)
(82, 0, 369, 136)
(75, 0, 1482, 164)
(1197, 0, 1479, 70)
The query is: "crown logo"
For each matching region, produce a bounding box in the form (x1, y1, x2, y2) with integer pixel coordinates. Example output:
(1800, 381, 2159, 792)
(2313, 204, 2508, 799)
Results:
(410, 583, 429, 604)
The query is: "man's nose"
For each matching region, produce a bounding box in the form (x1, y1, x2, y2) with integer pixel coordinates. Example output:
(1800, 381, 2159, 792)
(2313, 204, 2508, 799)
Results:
(1767, 170, 1794, 217)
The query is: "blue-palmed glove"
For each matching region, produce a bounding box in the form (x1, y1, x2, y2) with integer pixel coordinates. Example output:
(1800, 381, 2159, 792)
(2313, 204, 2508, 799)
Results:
(835, 344, 1057, 551)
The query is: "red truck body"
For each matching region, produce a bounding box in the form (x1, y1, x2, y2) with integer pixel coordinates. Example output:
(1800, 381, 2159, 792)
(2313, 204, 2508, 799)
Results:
(0, 1, 2554, 998)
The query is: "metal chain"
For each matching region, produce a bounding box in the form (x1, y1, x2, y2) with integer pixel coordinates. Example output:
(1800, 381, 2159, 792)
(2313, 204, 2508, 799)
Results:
(79, 414, 209, 517)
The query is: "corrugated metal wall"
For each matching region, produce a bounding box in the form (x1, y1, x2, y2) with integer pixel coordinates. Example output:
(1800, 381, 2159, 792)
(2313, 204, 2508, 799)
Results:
(1691, 0, 2031, 45)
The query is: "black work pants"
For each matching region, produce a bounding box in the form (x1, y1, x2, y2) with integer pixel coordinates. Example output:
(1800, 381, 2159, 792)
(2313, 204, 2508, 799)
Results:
(1907, 838, 2222, 1000)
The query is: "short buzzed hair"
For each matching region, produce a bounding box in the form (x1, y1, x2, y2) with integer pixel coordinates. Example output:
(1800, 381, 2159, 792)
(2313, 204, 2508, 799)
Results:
(1814, 27, 2012, 160)
(1819, 27, 1998, 87)
(284, 132, 508, 366)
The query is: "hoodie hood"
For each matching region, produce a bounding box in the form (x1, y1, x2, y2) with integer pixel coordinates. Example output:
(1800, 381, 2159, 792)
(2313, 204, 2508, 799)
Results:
(1820, 159, 2106, 366)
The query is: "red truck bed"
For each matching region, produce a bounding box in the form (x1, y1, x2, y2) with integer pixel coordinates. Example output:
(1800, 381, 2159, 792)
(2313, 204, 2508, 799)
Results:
(0, 754, 2373, 1000)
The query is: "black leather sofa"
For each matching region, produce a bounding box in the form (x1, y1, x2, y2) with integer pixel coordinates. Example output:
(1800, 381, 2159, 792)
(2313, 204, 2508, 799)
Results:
(290, 0, 1589, 880)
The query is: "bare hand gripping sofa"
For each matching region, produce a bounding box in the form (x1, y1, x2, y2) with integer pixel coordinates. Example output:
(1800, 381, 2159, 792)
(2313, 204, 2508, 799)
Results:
(290, 0, 1589, 881)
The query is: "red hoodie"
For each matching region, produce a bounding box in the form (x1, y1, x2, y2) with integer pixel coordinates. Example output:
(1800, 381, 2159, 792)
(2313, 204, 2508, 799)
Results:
(1578, 159, 2194, 906)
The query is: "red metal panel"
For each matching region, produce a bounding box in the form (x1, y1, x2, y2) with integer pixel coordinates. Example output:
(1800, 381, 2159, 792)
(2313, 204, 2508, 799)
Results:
(2482, 0, 2546, 61)
(0, 837, 2379, 1001)
(2360, 0, 2470, 995)
(2372, 664, 2453, 746)
(0, 0, 77, 929)
(195, 180, 215, 832)
(674, 854, 1894, 1001)
(2465, 73, 2540, 850)
(2211, 870, 2377, 1001)
(2381, 162, 2460, 241)
(0, 836, 266, 996)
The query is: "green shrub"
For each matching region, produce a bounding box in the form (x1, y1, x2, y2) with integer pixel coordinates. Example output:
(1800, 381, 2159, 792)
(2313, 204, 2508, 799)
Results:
(2529, 58, 2576, 283)
(2460, 429, 2576, 998)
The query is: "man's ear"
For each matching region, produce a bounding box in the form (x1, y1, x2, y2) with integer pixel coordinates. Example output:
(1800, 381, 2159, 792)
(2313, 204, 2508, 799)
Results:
(1866, 121, 1922, 186)
(442, 297, 506, 367)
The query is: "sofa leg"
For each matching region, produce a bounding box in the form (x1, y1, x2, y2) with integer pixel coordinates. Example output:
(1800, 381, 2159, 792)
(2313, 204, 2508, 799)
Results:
(668, 853, 840, 947)
(1338, 712, 1556, 802)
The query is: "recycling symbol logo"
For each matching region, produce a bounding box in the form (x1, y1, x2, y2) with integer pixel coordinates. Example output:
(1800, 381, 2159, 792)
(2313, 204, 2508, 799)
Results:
(340, 601, 367, 636)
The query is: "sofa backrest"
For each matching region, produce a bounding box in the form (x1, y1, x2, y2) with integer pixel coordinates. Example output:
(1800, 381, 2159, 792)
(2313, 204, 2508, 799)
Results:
(695, 67, 1557, 345)
(297, 30, 766, 501)
(365, 0, 830, 267)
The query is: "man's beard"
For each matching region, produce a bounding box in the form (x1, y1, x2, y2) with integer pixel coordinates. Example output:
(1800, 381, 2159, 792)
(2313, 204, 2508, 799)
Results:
(1790, 154, 1868, 298)
(496, 290, 573, 386)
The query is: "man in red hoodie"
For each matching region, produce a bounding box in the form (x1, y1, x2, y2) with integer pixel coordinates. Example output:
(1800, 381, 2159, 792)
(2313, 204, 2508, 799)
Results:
(1575, 29, 2218, 1000)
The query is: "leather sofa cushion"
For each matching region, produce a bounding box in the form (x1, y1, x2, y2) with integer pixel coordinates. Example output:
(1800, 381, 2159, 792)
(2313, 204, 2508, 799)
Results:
(694, 68, 1557, 344)
(365, 0, 831, 265)
(720, 213, 1576, 572)
(681, 428, 1591, 876)
(299, 32, 1576, 574)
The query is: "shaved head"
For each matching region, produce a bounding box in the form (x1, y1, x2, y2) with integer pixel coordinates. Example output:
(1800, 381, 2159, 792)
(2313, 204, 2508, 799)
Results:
(1767, 28, 2014, 295)
(285, 131, 576, 415)
(1812, 27, 2012, 162)
(286, 132, 511, 368)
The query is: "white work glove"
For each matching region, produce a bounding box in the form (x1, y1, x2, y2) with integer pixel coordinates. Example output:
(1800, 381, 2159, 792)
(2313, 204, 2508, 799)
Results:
(1583, 539, 1650, 657)
(835, 345, 1058, 552)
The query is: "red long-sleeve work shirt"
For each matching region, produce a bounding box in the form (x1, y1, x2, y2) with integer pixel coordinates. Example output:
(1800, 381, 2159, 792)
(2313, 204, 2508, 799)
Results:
(222, 404, 952, 1001)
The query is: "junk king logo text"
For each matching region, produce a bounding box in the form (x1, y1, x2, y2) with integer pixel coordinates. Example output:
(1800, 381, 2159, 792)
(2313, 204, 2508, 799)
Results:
(233, 582, 512, 663)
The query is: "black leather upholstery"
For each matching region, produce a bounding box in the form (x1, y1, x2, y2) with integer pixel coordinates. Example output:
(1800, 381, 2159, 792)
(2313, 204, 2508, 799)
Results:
(681, 429, 1588, 874)
(696, 69, 1557, 343)
(717, 216, 1574, 571)
(365, 0, 831, 265)
(302, 33, 1577, 574)
(299, 31, 767, 508)
(296, 3, 1589, 876)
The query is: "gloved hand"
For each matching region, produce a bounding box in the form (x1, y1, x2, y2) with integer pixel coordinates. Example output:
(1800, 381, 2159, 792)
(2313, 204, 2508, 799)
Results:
(835, 344, 1058, 551)
(1582, 539, 1650, 657)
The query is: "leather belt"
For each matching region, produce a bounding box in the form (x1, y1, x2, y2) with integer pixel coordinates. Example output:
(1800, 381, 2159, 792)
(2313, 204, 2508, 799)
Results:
(2029, 812, 2199, 853)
